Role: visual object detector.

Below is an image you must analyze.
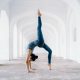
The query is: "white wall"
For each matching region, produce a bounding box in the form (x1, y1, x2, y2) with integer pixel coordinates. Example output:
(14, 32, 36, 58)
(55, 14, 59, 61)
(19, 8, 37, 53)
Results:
(13, 24, 18, 59)
(69, 10, 80, 63)
(0, 10, 9, 60)
(17, 30, 23, 58)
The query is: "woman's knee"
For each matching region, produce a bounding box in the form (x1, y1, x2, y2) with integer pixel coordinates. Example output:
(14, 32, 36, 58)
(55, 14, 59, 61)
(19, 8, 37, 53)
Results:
(49, 49, 52, 54)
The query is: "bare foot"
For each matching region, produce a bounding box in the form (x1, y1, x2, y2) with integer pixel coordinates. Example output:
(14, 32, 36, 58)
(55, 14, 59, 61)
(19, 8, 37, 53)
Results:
(48, 64, 52, 70)
(38, 9, 41, 16)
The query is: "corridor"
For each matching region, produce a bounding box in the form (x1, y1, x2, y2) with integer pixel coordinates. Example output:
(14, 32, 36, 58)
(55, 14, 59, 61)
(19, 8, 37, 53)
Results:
(0, 0, 80, 80)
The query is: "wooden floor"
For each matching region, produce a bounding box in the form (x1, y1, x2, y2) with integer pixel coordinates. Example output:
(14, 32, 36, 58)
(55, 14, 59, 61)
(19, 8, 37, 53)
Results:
(0, 53, 80, 80)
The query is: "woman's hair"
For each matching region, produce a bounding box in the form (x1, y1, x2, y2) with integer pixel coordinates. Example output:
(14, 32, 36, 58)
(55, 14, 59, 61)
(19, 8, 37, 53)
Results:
(31, 53, 38, 61)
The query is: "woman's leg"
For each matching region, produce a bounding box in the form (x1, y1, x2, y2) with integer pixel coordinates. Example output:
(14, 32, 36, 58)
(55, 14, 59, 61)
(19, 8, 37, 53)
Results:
(37, 16, 44, 43)
(42, 43, 52, 70)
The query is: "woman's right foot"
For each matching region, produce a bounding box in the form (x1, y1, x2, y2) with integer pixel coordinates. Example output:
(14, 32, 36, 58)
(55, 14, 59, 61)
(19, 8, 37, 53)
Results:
(48, 64, 51, 70)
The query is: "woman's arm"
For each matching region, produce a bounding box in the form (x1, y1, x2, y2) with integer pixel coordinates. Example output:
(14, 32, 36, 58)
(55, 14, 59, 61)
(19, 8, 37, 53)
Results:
(26, 49, 32, 72)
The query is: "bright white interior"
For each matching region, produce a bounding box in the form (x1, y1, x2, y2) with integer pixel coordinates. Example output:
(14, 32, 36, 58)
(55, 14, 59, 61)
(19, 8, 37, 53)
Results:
(0, 10, 9, 60)
(0, 0, 80, 63)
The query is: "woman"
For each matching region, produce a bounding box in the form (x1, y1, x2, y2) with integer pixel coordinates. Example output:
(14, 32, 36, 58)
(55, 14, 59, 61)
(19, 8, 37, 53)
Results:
(26, 10, 52, 72)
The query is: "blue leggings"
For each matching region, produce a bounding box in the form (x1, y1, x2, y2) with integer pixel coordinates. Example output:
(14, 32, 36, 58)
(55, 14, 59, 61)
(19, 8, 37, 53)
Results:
(37, 16, 52, 64)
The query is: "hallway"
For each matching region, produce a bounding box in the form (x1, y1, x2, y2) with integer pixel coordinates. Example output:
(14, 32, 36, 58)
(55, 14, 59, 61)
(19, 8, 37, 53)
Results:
(0, 0, 80, 80)
(0, 53, 80, 80)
